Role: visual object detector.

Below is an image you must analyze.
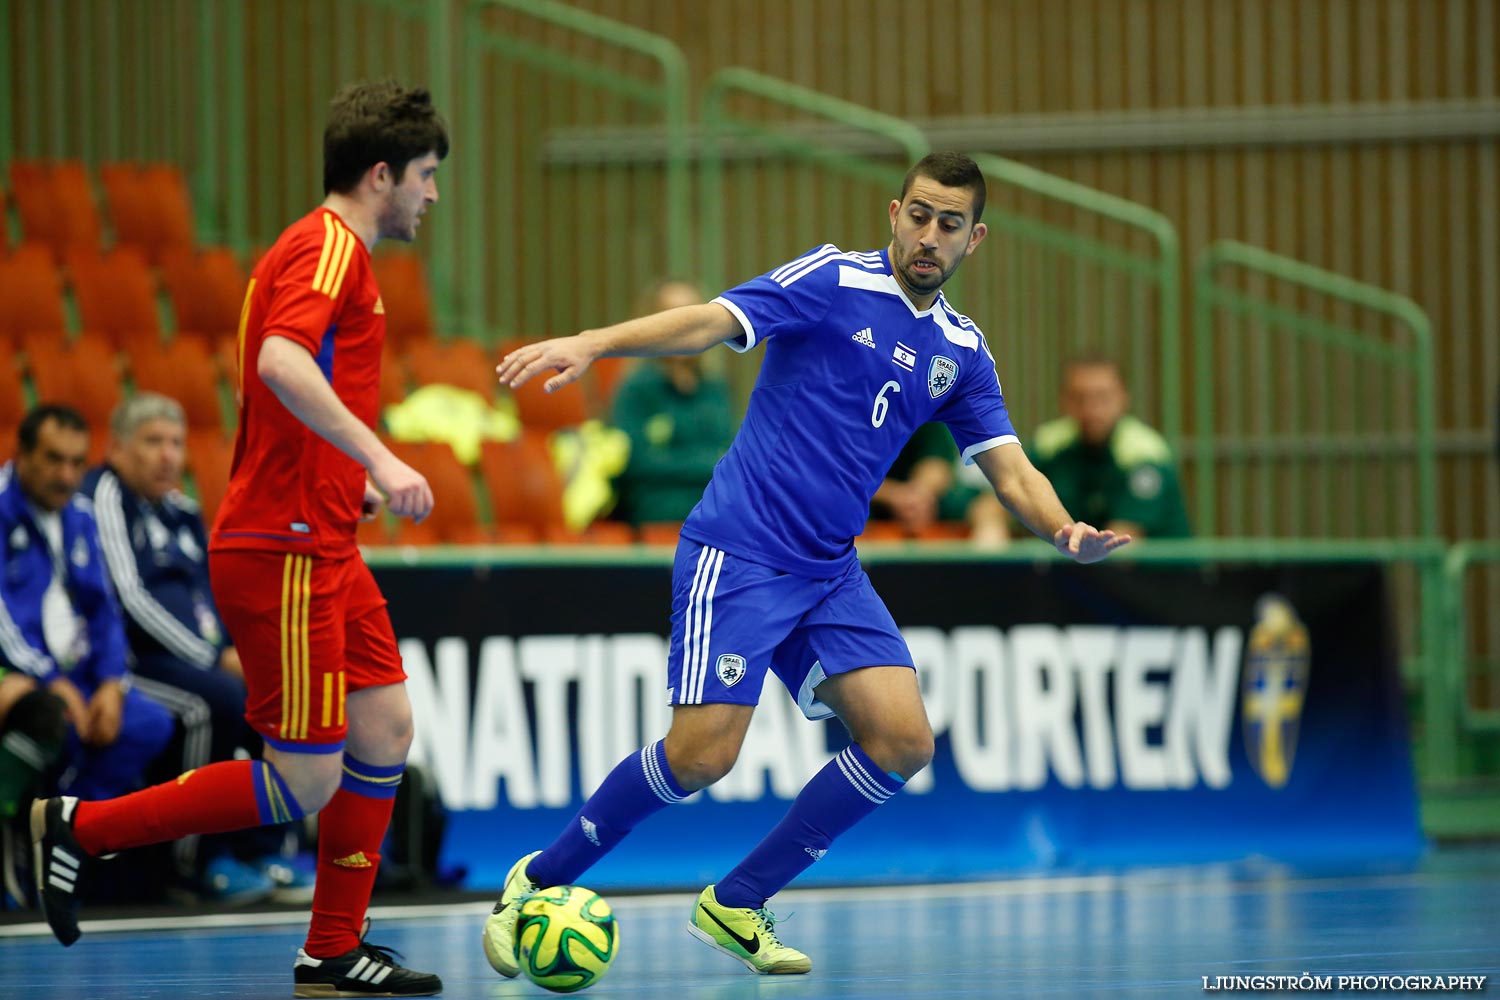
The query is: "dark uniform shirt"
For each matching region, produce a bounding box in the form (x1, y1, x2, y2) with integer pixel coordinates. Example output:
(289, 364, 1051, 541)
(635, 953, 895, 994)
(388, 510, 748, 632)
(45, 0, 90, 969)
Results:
(1030, 415, 1191, 538)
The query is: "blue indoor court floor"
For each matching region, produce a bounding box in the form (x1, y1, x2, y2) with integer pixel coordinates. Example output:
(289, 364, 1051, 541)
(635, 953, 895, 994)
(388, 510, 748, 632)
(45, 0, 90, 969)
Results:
(2, 848, 1497, 999)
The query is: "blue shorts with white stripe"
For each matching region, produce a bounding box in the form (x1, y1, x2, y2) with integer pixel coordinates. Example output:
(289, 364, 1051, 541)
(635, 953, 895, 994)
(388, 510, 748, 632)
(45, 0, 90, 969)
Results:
(665, 538, 914, 720)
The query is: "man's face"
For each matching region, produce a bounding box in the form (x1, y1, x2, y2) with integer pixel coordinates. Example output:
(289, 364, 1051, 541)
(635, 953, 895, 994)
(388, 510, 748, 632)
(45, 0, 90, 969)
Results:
(1062, 364, 1130, 447)
(16, 419, 89, 512)
(110, 417, 185, 503)
(378, 152, 441, 243)
(887, 176, 987, 307)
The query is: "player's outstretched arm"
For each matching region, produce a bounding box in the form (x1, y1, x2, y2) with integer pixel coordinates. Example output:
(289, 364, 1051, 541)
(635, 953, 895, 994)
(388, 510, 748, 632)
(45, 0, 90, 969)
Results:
(259, 335, 434, 522)
(972, 443, 1131, 564)
(497, 303, 742, 394)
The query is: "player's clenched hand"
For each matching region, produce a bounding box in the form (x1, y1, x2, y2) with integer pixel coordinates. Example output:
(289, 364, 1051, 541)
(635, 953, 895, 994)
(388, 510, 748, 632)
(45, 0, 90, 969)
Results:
(1053, 522, 1131, 564)
(360, 479, 384, 522)
(83, 682, 125, 747)
(47, 676, 89, 734)
(370, 453, 435, 524)
(496, 335, 597, 394)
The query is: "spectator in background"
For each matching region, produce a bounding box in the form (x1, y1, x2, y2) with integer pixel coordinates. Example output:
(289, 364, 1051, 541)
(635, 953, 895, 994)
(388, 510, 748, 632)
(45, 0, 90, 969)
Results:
(0, 406, 174, 803)
(610, 280, 735, 526)
(871, 422, 1011, 546)
(1028, 355, 1190, 539)
(83, 393, 307, 903)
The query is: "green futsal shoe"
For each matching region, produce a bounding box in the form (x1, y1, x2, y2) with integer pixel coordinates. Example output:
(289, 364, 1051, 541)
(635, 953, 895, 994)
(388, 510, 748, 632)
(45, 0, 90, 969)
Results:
(687, 884, 812, 975)
(480, 850, 541, 977)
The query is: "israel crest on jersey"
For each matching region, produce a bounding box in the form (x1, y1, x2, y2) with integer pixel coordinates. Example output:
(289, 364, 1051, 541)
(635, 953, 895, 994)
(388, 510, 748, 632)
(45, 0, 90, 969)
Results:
(928, 356, 958, 398)
(716, 653, 746, 687)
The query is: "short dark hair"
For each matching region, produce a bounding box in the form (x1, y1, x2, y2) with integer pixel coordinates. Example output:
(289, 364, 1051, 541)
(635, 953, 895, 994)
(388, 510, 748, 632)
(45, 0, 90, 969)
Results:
(19, 404, 88, 453)
(899, 152, 987, 224)
(323, 80, 450, 195)
(1062, 352, 1126, 383)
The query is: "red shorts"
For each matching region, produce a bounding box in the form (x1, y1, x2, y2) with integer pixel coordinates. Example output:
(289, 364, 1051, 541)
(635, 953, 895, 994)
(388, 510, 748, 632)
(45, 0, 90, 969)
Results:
(210, 550, 405, 751)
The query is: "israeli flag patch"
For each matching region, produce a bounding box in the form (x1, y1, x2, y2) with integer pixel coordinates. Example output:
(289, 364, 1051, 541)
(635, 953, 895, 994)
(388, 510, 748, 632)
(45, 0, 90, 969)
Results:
(928, 356, 958, 398)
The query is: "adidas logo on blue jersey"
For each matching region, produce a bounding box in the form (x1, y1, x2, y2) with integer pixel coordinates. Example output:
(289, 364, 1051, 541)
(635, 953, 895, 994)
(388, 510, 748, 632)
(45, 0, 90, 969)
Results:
(851, 327, 876, 349)
(580, 816, 601, 846)
(804, 848, 827, 861)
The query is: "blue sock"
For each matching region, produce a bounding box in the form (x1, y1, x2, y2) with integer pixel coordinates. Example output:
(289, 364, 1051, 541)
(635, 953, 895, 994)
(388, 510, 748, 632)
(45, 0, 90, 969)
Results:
(714, 743, 905, 910)
(528, 739, 689, 887)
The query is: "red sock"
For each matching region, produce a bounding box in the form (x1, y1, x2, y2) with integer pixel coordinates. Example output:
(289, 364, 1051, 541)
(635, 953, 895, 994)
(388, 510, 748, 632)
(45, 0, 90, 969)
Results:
(303, 785, 398, 958)
(72, 760, 267, 857)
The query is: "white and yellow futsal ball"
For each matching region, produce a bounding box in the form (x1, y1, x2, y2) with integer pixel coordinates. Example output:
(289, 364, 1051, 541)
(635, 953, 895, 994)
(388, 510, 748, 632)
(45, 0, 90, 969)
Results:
(514, 884, 619, 993)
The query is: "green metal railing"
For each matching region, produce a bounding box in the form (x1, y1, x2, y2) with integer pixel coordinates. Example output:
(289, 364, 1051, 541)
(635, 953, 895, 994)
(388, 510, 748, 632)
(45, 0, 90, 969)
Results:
(1192, 240, 1438, 540)
(461, 0, 690, 340)
(966, 153, 1182, 445)
(1443, 543, 1500, 772)
(1, 0, 448, 265)
(698, 68, 928, 296)
(695, 71, 1182, 442)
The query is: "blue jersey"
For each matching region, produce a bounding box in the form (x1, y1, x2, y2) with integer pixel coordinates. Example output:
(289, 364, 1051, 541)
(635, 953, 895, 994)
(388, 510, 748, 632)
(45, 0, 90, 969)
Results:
(681, 244, 1018, 578)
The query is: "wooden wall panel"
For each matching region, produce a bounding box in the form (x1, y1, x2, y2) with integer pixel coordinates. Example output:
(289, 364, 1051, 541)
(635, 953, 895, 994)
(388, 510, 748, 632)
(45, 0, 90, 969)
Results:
(4, 0, 1494, 541)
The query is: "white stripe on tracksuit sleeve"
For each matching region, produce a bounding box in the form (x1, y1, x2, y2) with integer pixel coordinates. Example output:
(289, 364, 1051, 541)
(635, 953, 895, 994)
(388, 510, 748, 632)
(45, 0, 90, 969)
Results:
(93, 472, 219, 670)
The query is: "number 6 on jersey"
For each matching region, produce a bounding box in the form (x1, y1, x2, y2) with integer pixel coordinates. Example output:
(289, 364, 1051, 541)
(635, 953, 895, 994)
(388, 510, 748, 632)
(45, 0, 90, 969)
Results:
(872, 380, 901, 428)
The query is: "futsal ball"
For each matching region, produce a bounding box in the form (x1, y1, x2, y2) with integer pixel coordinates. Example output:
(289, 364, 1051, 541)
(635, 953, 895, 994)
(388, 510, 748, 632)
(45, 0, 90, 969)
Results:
(514, 884, 619, 993)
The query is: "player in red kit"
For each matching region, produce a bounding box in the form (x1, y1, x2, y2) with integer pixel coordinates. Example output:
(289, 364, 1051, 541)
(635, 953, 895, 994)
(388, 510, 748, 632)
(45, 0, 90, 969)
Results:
(32, 80, 447, 998)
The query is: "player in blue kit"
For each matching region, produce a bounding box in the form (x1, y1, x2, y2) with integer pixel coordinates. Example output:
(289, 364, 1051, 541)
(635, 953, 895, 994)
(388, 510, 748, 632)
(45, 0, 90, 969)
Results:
(484, 152, 1131, 977)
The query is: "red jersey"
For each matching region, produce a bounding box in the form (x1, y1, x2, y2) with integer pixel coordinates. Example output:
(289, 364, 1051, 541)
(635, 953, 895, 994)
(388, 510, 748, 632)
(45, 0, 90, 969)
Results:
(211, 207, 384, 558)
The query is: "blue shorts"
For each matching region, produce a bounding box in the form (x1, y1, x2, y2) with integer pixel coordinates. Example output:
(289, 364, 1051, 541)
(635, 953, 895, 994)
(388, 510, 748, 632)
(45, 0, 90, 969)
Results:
(666, 540, 914, 720)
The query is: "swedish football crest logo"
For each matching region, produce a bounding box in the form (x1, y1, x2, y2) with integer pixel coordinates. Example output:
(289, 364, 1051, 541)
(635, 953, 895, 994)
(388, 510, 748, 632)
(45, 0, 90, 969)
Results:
(716, 653, 746, 687)
(1241, 594, 1310, 789)
(928, 356, 958, 398)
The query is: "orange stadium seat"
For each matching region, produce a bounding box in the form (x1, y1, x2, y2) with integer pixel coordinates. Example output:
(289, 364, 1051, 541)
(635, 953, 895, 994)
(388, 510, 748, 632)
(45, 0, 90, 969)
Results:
(387, 441, 488, 545)
(9, 160, 103, 263)
(99, 163, 152, 257)
(186, 429, 234, 525)
(509, 372, 587, 432)
(637, 522, 683, 547)
(0, 348, 27, 431)
(214, 334, 241, 390)
(103, 163, 198, 265)
(478, 433, 565, 541)
(162, 248, 247, 337)
(916, 521, 970, 541)
(494, 337, 588, 429)
(380, 344, 408, 409)
(370, 251, 435, 349)
(23, 332, 123, 436)
(69, 248, 161, 345)
(588, 356, 632, 416)
(356, 511, 395, 547)
(125, 335, 224, 430)
(0, 249, 67, 345)
(139, 164, 196, 262)
(553, 521, 635, 546)
(0, 188, 7, 257)
(404, 338, 496, 399)
(855, 521, 906, 544)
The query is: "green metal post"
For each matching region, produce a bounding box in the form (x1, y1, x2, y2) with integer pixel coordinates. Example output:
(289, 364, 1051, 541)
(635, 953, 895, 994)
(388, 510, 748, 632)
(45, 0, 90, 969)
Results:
(461, 0, 690, 337)
(223, 0, 248, 255)
(195, 0, 218, 243)
(1193, 240, 1437, 540)
(970, 153, 1182, 449)
(699, 67, 928, 292)
(0, 0, 12, 172)
(425, 0, 454, 331)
